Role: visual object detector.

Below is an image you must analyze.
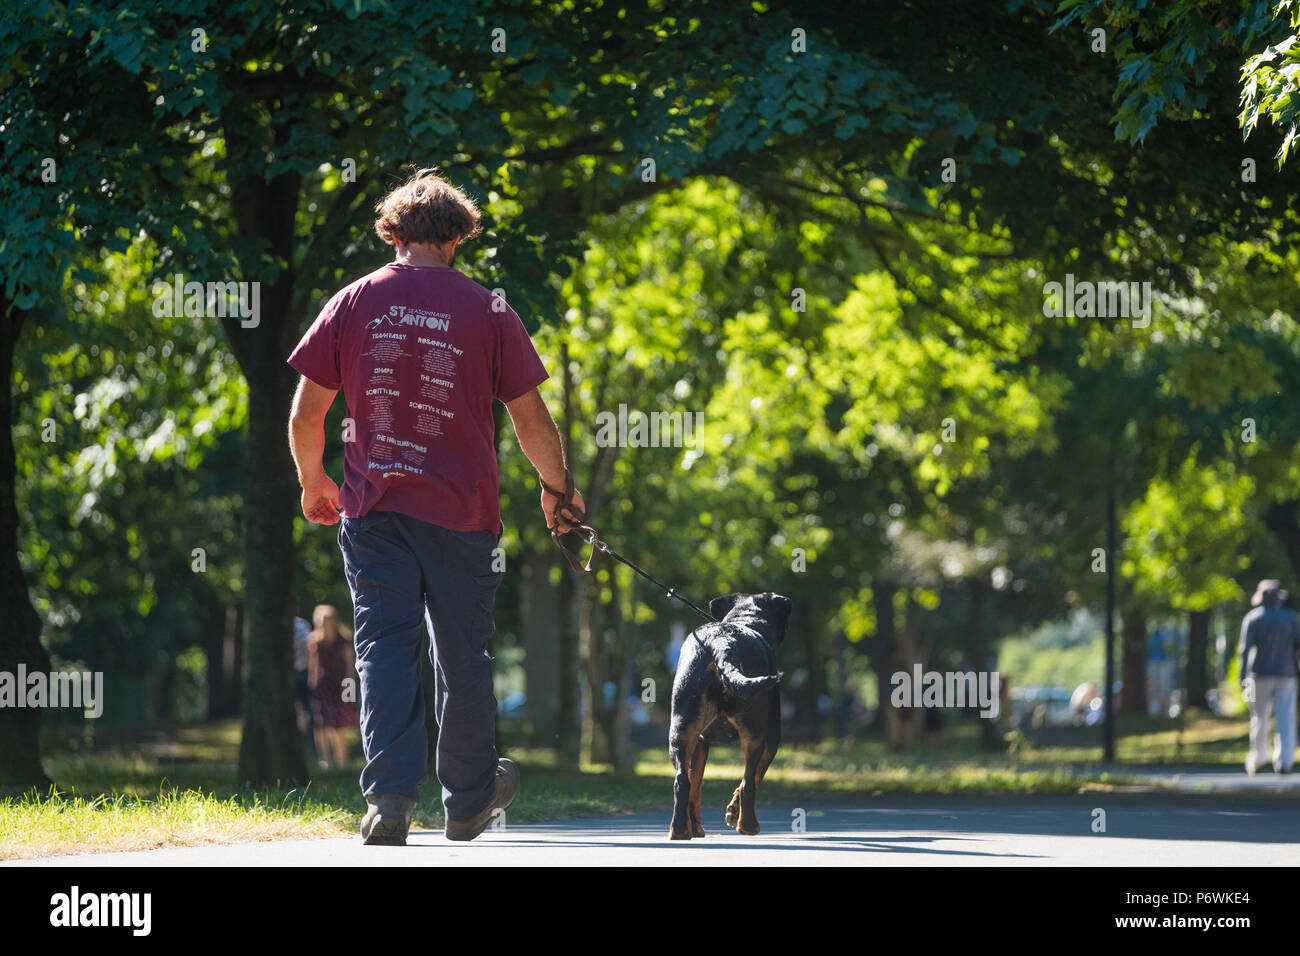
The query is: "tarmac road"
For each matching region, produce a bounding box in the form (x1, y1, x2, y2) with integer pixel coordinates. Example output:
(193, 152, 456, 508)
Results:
(6, 793, 1297, 866)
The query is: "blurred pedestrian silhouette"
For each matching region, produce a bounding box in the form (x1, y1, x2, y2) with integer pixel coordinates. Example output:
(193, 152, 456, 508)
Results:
(309, 604, 360, 770)
(292, 615, 317, 762)
(1238, 579, 1300, 775)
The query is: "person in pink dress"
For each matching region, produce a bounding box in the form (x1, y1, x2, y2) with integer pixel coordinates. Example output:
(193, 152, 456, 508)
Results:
(308, 604, 360, 769)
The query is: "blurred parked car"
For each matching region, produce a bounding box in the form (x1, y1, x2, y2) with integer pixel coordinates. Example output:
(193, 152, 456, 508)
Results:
(1009, 686, 1074, 728)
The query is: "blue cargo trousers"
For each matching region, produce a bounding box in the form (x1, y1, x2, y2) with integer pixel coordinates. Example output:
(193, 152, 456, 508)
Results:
(338, 509, 503, 820)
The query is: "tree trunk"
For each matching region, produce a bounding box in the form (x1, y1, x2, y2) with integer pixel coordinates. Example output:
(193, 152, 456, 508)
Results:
(968, 579, 1002, 748)
(520, 550, 560, 745)
(607, 574, 633, 771)
(580, 574, 624, 767)
(1185, 609, 1210, 709)
(582, 566, 634, 770)
(555, 340, 581, 766)
(556, 561, 580, 766)
(868, 580, 898, 731)
(800, 600, 827, 741)
(236, 369, 308, 786)
(158, 650, 178, 722)
(206, 604, 244, 720)
(205, 603, 225, 720)
(580, 578, 605, 762)
(1119, 606, 1148, 717)
(832, 627, 850, 738)
(582, 574, 633, 772)
(1265, 500, 1300, 587)
(0, 304, 53, 793)
(225, 140, 309, 786)
(888, 595, 923, 751)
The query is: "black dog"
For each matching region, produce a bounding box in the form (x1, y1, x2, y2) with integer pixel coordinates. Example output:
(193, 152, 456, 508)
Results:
(668, 592, 790, 840)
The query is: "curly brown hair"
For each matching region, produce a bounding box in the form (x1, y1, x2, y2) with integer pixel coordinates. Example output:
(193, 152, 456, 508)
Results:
(373, 167, 483, 247)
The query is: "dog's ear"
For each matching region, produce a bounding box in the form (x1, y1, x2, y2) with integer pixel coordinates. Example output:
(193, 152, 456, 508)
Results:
(710, 593, 743, 621)
(761, 592, 792, 644)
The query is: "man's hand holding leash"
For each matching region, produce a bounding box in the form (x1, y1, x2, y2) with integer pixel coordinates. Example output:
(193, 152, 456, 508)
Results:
(540, 470, 586, 535)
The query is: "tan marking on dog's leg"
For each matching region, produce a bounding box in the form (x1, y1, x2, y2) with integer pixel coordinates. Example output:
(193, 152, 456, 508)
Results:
(669, 722, 702, 841)
(688, 738, 709, 838)
(725, 785, 741, 828)
(735, 727, 763, 835)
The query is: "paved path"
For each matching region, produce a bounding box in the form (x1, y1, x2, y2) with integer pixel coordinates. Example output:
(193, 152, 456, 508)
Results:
(1119, 767, 1300, 793)
(7, 795, 1298, 866)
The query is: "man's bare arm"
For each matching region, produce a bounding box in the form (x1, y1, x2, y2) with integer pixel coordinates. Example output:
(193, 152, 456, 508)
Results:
(289, 375, 342, 525)
(504, 387, 585, 531)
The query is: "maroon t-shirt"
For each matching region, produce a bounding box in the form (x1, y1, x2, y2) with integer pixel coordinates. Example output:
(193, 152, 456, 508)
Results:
(287, 262, 549, 533)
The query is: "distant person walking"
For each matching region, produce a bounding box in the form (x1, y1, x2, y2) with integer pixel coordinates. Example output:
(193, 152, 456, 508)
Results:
(1238, 579, 1300, 775)
(292, 615, 317, 760)
(308, 604, 359, 770)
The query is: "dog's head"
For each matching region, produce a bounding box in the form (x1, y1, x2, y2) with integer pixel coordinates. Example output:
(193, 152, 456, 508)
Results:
(708, 592, 792, 646)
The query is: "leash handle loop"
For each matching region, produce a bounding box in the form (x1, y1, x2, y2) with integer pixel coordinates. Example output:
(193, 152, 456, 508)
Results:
(540, 469, 595, 572)
(550, 523, 601, 573)
(539, 470, 584, 528)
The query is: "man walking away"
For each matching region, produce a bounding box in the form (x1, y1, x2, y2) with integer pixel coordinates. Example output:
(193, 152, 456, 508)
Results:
(1238, 579, 1300, 775)
(286, 167, 585, 844)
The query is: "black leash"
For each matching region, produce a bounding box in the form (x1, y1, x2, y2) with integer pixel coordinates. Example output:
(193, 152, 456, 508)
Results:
(568, 524, 717, 624)
(540, 473, 718, 662)
(539, 477, 780, 698)
(548, 513, 778, 695)
(595, 528, 717, 624)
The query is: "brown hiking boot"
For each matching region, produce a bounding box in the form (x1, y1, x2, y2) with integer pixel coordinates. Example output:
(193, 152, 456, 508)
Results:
(360, 794, 416, 846)
(444, 758, 519, 842)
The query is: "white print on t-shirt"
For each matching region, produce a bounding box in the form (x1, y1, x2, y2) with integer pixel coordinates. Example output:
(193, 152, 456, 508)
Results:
(360, 303, 464, 481)
(373, 434, 428, 453)
(417, 336, 462, 356)
(367, 459, 424, 480)
(365, 304, 453, 332)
